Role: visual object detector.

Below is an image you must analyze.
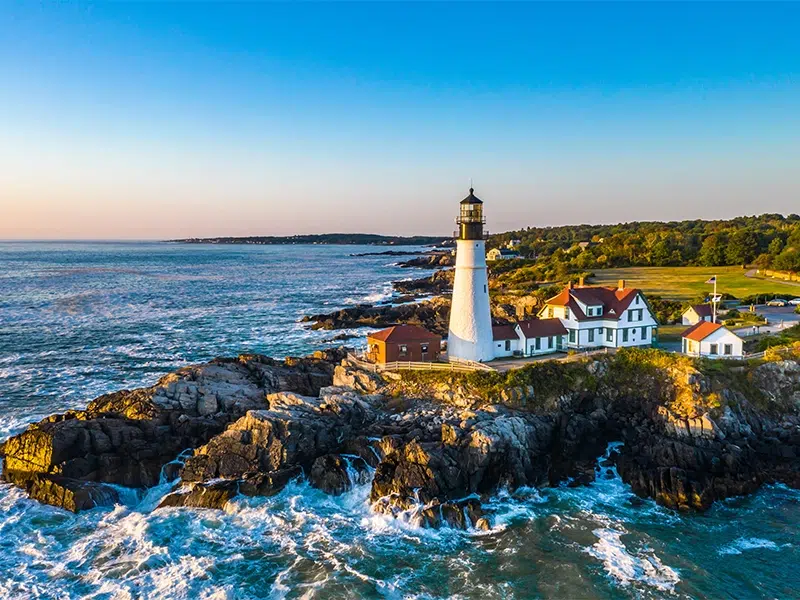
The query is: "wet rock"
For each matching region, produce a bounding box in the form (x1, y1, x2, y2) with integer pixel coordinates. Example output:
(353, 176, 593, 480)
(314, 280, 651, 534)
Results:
(20, 475, 120, 513)
(158, 480, 240, 510)
(309, 454, 369, 495)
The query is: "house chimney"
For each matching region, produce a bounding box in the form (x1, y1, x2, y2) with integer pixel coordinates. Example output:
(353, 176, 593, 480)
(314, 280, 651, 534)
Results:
(578, 276, 585, 287)
(618, 279, 625, 290)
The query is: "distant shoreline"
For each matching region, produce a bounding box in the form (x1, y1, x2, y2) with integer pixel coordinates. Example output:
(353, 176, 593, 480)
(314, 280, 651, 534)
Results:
(167, 233, 449, 246)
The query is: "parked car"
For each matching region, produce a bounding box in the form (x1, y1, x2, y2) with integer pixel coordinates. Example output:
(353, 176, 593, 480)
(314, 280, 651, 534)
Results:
(789, 298, 800, 306)
(766, 299, 787, 307)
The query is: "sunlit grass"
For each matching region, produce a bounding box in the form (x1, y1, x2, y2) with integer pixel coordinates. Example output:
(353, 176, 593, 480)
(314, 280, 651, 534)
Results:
(590, 266, 793, 301)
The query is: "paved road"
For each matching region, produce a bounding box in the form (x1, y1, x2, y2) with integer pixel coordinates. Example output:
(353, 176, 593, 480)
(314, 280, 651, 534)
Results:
(733, 305, 800, 336)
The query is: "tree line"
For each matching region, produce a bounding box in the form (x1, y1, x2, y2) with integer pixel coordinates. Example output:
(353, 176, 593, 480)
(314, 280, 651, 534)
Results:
(488, 214, 800, 282)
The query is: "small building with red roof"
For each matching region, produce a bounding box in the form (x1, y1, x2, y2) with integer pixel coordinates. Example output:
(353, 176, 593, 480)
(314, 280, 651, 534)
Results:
(538, 279, 659, 350)
(366, 325, 442, 364)
(681, 321, 743, 358)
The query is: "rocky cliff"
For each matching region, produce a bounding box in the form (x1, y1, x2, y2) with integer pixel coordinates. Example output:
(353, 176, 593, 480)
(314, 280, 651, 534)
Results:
(2, 347, 799, 528)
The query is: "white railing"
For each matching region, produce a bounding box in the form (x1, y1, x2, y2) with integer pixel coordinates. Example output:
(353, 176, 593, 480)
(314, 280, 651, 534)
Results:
(346, 353, 493, 373)
(447, 356, 496, 371)
(383, 360, 485, 373)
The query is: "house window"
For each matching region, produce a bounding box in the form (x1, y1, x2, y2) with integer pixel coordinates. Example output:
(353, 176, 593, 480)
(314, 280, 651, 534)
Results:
(588, 329, 595, 343)
(638, 309, 644, 321)
(399, 345, 408, 354)
(505, 340, 511, 351)
(535, 337, 541, 350)
(724, 344, 733, 355)
(548, 336, 553, 349)
(710, 344, 718, 355)
(548, 307, 554, 318)
(635, 296, 640, 305)
(421, 344, 429, 353)
(622, 329, 629, 343)
(641, 326, 647, 339)
(606, 328, 613, 342)
(569, 330, 576, 343)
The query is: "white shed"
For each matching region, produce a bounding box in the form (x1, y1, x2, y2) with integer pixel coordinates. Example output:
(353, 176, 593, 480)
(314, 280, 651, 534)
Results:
(681, 321, 744, 359)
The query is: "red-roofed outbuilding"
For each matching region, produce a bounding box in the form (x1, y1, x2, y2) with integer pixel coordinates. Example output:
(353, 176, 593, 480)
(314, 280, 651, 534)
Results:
(366, 325, 442, 364)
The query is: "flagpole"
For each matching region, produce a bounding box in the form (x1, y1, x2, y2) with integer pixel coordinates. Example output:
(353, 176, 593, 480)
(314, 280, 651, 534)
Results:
(713, 275, 717, 324)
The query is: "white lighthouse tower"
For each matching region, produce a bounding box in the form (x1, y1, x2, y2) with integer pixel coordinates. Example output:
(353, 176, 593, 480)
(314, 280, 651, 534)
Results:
(447, 188, 494, 362)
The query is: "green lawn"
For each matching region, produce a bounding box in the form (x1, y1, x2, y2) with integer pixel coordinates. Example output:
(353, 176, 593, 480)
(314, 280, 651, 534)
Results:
(589, 266, 793, 302)
(657, 323, 687, 342)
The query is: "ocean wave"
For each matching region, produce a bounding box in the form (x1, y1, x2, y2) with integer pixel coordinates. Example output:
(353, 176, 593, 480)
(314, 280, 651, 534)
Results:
(718, 537, 787, 555)
(585, 527, 681, 591)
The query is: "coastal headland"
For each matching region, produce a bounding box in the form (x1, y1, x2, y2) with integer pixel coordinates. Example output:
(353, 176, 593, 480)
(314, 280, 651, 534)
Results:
(3, 346, 798, 527)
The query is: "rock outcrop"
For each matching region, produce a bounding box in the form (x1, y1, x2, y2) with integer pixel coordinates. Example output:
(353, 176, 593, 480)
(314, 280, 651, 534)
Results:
(302, 297, 452, 335)
(397, 254, 455, 269)
(0, 350, 346, 511)
(392, 270, 454, 296)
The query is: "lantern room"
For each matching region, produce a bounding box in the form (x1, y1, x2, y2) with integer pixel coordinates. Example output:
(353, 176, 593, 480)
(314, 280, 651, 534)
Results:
(456, 188, 487, 240)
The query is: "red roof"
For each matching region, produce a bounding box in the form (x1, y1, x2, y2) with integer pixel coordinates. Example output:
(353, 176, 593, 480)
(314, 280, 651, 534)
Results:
(367, 325, 441, 343)
(516, 318, 567, 339)
(492, 324, 518, 341)
(544, 285, 641, 322)
(681, 321, 723, 342)
(687, 304, 713, 318)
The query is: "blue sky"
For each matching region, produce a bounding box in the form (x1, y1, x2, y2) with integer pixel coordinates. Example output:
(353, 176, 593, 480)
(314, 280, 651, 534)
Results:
(1, 2, 799, 239)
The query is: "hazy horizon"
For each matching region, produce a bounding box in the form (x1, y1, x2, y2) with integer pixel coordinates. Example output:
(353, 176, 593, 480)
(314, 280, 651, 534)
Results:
(2, 3, 799, 240)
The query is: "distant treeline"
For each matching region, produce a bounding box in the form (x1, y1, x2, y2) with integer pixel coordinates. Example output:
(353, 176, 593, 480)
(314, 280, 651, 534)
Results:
(169, 234, 449, 246)
(488, 214, 800, 282)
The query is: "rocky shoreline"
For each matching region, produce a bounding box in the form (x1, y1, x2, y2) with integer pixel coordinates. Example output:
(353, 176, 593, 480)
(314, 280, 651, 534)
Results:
(2, 347, 798, 527)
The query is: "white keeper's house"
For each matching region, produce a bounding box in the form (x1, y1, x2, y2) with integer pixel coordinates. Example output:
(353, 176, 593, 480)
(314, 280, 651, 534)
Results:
(537, 279, 659, 349)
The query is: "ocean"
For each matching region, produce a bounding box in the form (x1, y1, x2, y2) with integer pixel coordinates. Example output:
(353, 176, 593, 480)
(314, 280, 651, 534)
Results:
(0, 241, 798, 599)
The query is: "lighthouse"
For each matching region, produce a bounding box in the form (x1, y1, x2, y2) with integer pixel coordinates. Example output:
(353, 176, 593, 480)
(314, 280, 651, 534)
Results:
(447, 188, 494, 362)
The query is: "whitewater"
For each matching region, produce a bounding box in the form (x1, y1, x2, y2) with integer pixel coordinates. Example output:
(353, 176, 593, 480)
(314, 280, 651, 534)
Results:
(1, 242, 798, 599)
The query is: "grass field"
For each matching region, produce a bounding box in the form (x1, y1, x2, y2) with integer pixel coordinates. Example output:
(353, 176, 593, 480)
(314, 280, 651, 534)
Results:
(589, 266, 795, 302)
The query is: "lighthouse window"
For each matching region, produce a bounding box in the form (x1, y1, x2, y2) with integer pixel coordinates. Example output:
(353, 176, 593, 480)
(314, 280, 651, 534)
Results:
(484, 284, 487, 293)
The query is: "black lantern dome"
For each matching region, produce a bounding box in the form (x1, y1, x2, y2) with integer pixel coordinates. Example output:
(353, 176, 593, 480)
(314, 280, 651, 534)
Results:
(456, 188, 486, 240)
